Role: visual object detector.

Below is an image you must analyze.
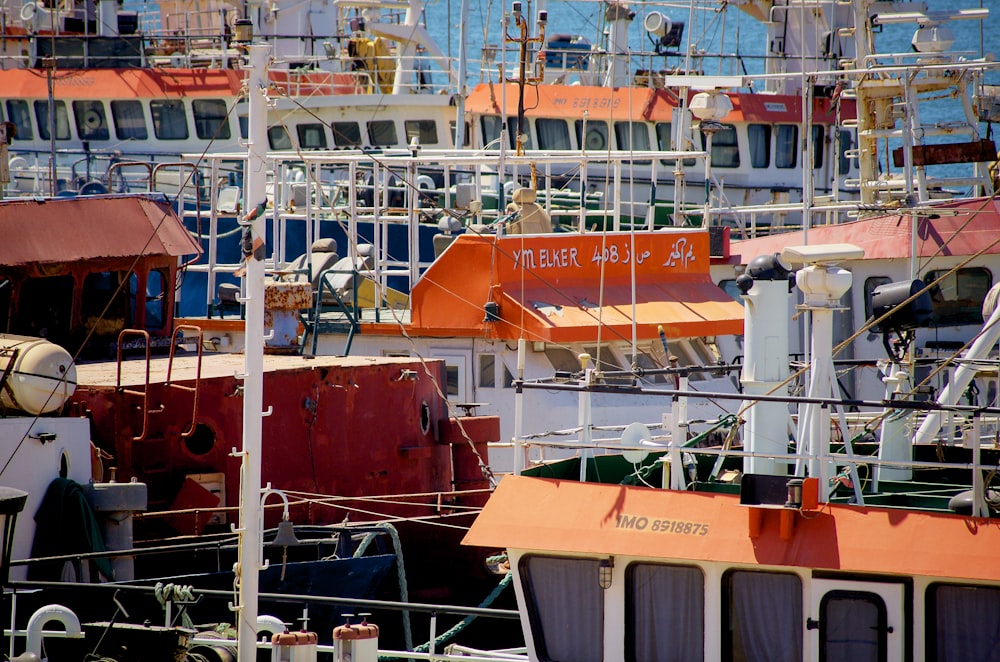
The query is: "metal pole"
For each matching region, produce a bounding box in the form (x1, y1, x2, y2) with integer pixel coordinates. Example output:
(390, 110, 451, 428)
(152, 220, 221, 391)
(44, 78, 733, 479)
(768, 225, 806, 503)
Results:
(236, 42, 270, 662)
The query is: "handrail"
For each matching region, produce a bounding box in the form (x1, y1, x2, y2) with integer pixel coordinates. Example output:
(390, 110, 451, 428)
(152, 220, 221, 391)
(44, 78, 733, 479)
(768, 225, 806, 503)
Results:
(166, 324, 204, 439)
(115, 329, 159, 442)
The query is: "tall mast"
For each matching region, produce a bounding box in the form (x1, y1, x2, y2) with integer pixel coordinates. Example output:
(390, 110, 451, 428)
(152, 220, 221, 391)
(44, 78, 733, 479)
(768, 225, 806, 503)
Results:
(236, 40, 270, 661)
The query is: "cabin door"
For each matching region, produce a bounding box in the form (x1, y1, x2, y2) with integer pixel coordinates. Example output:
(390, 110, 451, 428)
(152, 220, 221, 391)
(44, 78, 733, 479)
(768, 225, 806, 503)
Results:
(435, 350, 472, 404)
(808, 578, 904, 662)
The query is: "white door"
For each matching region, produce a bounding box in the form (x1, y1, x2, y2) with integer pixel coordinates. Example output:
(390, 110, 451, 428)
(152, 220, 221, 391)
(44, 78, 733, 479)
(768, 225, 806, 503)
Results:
(808, 578, 905, 662)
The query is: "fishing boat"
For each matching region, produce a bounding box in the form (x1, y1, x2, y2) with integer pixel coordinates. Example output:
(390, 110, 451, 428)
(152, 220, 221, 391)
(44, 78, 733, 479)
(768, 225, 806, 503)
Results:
(463, 239, 1000, 661)
(0, 0, 465, 198)
(466, 0, 998, 232)
(177, 145, 748, 472)
(0, 190, 510, 653)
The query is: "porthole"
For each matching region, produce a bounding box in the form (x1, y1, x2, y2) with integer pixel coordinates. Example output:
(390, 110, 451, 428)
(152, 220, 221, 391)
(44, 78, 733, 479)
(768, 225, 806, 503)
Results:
(184, 423, 216, 456)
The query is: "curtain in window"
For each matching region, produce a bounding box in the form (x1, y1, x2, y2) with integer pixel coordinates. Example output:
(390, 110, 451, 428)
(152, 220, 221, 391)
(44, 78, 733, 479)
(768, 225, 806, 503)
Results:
(933, 585, 1000, 661)
(111, 101, 148, 141)
(536, 119, 571, 150)
(524, 556, 604, 662)
(747, 125, 770, 168)
(822, 595, 879, 660)
(730, 571, 802, 662)
(630, 564, 704, 662)
(776, 125, 797, 169)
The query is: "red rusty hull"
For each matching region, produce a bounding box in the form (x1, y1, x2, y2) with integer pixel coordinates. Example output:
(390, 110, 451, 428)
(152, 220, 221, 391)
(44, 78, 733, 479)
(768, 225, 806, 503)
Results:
(70, 353, 497, 535)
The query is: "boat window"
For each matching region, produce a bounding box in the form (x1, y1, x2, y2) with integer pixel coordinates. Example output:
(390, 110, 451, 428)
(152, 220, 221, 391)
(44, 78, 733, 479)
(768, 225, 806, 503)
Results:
(775, 125, 798, 169)
(111, 100, 147, 141)
(700, 123, 739, 168)
(812, 125, 825, 168)
(239, 115, 248, 140)
(576, 119, 608, 151)
(368, 120, 397, 146)
(14, 275, 73, 346)
(297, 123, 329, 149)
(268, 125, 292, 150)
(818, 590, 887, 661)
(722, 570, 802, 661)
(615, 121, 652, 164)
(445, 365, 459, 396)
(923, 267, 991, 327)
(615, 121, 651, 151)
(520, 555, 604, 662)
(747, 124, 771, 168)
(5, 100, 33, 140)
(478, 353, 496, 388)
(503, 362, 515, 388)
(33, 100, 71, 141)
(72, 101, 109, 141)
(82, 271, 130, 340)
(863, 276, 892, 330)
(481, 115, 502, 147)
(332, 121, 362, 147)
(150, 100, 189, 140)
(0, 273, 9, 330)
(544, 346, 584, 375)
(837, 129, 857, 175)
(449, 120, 471, 147)
(655, 122, 695, 166)
(192, 99, 231, 140)
(404, 119, 438, 146)
(128, 269, 167, 331)
(926, 583, 1000, 660)
(507, 116, 533, 149)
(536, 119, 572, 150)
(626, 563, 704, 661)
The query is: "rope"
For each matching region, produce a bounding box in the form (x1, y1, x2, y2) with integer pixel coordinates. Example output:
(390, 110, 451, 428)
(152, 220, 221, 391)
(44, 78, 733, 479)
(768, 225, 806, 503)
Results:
(379, 566, 513, 661)
(154, 582, 196, 629)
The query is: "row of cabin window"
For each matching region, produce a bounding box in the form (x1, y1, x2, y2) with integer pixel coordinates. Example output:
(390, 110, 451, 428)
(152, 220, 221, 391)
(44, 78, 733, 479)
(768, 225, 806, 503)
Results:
(3, 98, 459, 150)
(522, 555, 1000, 662)
(267, 118, 449, 150)
(482, 116, 857, 174)
(4, 98, 231, 143)
(1, 270, 167, 355)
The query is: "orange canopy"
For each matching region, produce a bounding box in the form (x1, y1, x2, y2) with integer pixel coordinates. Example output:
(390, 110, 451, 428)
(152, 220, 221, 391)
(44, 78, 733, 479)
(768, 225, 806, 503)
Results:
(463, 475, 1000, 583)
(402, 230, 743, 344)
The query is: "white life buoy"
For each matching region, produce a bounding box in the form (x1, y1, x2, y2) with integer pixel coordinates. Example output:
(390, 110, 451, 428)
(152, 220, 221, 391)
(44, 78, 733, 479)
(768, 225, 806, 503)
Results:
(585, 128, 606, 150)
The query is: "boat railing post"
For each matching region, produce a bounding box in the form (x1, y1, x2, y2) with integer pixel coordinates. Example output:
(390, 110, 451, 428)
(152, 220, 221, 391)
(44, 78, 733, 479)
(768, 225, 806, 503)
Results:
(668, 394, 684, 490)
(971, 412, 987, 517)
(578, 354, 594, 482)
(514, 338, 526, 474)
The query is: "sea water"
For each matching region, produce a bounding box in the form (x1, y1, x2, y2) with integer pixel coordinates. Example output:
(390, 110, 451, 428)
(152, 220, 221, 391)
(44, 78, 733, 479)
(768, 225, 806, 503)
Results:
(424, 0, 999, 86)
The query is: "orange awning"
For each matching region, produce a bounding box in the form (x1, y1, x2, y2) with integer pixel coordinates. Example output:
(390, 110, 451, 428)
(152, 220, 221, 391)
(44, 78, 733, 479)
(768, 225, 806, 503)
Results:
(499, 281, 743, 343)
(463, 475, 1000, 583)
(403, 231, 743, 343)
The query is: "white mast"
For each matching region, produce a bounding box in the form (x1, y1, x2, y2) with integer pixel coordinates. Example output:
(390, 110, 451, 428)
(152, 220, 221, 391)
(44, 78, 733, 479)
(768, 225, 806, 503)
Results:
(236, 41, 271, 661)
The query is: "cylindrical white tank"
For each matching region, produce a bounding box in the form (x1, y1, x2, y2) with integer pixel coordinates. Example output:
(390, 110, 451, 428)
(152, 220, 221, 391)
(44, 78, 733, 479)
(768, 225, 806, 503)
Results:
(0, 335, 77, 414)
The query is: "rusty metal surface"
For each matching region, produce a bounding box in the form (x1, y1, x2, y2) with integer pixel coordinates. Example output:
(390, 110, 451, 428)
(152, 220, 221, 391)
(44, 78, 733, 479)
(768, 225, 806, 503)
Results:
(0, 195, 202, 266)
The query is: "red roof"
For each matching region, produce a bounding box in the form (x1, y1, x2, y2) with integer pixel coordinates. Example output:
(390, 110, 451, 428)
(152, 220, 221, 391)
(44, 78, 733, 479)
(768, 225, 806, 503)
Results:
(0, 68, 243, 99)
(0, 195, 202, 265)
(733, 197, 1000, 264)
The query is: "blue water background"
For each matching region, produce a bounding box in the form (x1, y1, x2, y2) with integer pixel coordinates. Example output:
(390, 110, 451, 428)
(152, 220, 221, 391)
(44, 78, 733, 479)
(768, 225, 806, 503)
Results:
(425, 0, 999, 87)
